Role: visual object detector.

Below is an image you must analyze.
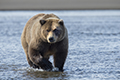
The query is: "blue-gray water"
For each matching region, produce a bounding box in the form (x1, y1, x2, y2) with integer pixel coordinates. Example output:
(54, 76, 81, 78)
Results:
(0, 10, 120, 80)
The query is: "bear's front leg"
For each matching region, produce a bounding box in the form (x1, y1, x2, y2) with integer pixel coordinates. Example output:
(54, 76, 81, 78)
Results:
(53, 50, 68, 72)
(28, 47, 53, 71)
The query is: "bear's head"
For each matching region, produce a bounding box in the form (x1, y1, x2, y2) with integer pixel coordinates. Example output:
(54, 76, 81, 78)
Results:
(39, 18, 65, 43)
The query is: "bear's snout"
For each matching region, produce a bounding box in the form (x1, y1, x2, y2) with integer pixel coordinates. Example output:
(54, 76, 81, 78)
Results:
(49, 37, 55, 43)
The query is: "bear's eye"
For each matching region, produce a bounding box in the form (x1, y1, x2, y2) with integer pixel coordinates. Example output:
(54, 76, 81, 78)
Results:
(53, 29, 58, 32)
(53, 29, 60, 36)
(46, 30, 50, 32)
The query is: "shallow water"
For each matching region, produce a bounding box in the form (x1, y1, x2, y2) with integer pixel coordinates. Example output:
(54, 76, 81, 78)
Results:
(0, 10, 120, 80)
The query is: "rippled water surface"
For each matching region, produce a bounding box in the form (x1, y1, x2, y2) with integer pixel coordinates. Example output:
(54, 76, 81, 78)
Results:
(0, 10, 120, 80)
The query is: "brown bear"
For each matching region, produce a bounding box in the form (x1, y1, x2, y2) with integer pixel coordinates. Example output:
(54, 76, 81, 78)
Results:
(21, 13, 68, 71)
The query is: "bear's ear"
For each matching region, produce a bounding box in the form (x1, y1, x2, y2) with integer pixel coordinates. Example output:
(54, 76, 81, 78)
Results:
(58, 19, 64, 26)
(39, 19, 46, 26)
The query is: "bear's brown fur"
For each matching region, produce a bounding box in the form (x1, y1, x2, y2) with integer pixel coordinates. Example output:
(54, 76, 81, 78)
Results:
(21, 13, 68, 71)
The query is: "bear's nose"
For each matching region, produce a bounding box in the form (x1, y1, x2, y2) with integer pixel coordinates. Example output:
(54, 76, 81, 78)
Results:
(49, 37, 55, 42)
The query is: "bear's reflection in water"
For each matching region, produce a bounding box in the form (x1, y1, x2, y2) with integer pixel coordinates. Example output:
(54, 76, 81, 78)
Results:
(24, 68, 69, 79)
